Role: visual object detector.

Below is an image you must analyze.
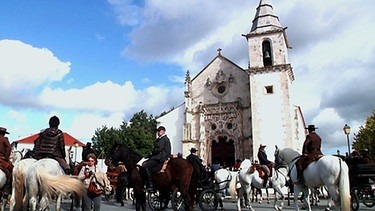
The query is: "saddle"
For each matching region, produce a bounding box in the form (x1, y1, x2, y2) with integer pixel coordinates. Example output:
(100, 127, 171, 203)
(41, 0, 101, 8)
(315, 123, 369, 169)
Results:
(299, 153, 323, 171)
(144, 158, 170, 175)
(253, 164, 273, 180)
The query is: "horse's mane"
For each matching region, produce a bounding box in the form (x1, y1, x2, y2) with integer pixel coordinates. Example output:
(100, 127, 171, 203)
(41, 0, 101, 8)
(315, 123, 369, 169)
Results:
(280, 148, 301, 161)
(111, 143, 142, 165)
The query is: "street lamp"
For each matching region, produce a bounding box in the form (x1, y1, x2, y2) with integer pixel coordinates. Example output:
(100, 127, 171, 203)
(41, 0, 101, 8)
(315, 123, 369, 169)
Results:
(74, 142, 79, 164)
(343, 124, 351, 155)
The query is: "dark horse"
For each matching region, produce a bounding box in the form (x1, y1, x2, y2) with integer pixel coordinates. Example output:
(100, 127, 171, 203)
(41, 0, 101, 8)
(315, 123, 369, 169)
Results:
(108, 144, 195, 211)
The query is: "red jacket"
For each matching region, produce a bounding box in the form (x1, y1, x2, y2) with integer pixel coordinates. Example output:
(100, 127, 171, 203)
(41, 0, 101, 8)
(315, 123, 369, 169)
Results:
(0, 136, 11, 160)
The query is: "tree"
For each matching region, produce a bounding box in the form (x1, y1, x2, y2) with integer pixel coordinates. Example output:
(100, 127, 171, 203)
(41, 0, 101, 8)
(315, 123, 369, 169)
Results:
(91, 110, 157, 158)
(352, 109, 375, 158)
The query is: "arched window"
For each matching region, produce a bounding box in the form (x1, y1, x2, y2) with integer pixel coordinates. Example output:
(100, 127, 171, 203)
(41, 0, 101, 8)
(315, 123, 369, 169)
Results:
(262, 40, 272, 67)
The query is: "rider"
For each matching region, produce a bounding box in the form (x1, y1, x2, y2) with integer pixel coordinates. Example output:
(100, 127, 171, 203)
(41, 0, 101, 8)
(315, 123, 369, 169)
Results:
(82, 142, 99, 162)
(186, 147, 208, 182)
(0, 127, 13, 194)
(295, 124, 323, 184)
(33, 116, 71, 174)
(142, 126, 171, 192)
(257, 144, 273, 187)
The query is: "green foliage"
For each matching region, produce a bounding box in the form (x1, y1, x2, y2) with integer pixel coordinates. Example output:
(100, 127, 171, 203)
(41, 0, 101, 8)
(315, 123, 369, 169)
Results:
(91, 110, 157, 159)
(353, 109, 375, 158)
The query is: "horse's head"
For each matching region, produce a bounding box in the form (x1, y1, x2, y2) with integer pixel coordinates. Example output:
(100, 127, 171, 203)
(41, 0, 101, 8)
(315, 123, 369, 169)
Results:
(93, 172, 113, 196)
(240, 158, 252, 169)
(108, 143, 123, 165)
(274, 147, 300, 165)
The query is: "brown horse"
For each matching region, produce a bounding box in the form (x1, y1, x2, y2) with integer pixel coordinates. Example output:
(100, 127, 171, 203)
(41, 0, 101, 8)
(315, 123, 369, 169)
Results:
(108, 144, 195, 211)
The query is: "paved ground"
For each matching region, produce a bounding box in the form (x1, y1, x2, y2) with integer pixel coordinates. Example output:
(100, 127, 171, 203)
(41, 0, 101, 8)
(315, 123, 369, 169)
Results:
(4, 194, 375, 210)
(15, 196, 372, 211)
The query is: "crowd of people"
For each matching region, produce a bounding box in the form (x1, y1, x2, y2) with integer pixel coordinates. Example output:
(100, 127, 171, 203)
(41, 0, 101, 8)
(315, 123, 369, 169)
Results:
(1, 118, 373, 210)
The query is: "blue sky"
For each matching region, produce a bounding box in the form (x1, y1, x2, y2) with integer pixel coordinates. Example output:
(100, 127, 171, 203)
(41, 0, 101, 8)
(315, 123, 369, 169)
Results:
(0, 0, 374, 156)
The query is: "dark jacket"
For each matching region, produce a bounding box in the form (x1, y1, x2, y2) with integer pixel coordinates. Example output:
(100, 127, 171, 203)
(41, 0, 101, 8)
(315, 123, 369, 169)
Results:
(302, 132, 322, 155)
(187, 153, 205, 173)
(150, 135, 171, 162)
(0, 136, 11, 160)
(258, 149, 271, 165)
(33, 128, 66, 159)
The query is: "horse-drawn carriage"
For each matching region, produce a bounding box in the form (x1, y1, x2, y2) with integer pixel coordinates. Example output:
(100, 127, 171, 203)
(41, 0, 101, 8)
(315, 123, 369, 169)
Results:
(348, 163, 375, 210)
(165, 168, 235, 211)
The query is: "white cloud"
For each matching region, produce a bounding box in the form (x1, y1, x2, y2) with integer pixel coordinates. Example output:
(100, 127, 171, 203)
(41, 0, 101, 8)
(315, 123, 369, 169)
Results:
(0, 40, 70, 91)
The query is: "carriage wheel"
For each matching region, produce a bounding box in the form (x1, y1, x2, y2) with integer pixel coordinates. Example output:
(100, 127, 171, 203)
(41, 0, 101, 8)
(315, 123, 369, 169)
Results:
(351, 189, 360, 211)
(362, 189, 375, 208)
(147, 190, 169, 210)
(198, 189, 218, 211)
(171, 188, 186, 211)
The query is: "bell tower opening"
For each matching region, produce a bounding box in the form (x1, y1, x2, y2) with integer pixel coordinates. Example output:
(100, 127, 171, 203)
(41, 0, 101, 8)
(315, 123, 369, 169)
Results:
(211, 136, 235, 168)
(262, 40, 272, 67)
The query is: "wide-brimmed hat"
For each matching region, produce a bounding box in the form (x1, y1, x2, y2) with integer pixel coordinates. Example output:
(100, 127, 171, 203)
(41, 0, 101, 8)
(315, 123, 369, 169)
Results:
(260, 144, 266, 148)
(155, 126, 166, 131)
(190, 147, 197, 153)
(0, 127, 9, 134)
(306, 125, 318, 130)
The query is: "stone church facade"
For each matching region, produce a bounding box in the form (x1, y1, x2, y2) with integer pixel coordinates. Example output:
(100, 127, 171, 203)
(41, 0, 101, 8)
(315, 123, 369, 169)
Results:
(157, 0, 306, 167)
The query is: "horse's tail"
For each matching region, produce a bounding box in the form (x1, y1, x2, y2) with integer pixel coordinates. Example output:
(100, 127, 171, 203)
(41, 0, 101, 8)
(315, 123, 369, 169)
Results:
(35, 167, 83, 197)
(11, 168, 24, 211)
(338, 158, 351, 210)
(228, 172, 238, 198)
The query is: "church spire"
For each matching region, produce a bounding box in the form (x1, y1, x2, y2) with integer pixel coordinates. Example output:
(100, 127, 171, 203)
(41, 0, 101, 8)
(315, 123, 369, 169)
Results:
(250, 0, 283, 34)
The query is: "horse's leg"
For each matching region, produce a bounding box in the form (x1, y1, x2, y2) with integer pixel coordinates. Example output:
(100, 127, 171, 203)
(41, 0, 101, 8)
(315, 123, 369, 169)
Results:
(39, 194, 50, 211)
(293, 184, 302, 211)
(55, 193, 62, 211)
(273, 185, 285, 211)
(236, 187, 243, 211)
(266, 188, 270, 204)
(244, 185, 254, 211)
(0, 194, 6, 211)
(301, 186, 311, 211)
(258, 188, 262, 204)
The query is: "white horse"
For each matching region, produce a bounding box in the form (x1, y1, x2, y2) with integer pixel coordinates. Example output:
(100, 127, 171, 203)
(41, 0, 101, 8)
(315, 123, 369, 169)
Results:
(9, 158, 37, 211)
(23, 158, 83, 211)
(229, 159, 289, 211)
(214, 168, 237, 209)
(274, 147, 350, 211)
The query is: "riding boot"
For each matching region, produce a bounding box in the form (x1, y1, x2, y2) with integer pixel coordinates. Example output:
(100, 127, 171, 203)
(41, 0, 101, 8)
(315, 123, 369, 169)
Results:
(2, 176, 11, 195)
(296, 161, 304, 184)
(145, 168, 154, 192)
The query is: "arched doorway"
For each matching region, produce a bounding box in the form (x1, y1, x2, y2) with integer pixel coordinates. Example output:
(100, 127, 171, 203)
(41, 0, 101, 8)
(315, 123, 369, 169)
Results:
(211, 135, 235, 168)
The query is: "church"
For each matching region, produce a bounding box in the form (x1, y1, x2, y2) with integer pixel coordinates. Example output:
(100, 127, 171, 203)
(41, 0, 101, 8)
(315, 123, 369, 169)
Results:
(157, 0, 306, 167)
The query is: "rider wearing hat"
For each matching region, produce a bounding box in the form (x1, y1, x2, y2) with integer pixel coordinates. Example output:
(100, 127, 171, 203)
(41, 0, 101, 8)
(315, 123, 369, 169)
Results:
(187, 147, 207, 183)
(33, 116, 71, 174)
(142, 126, 171, 192)
(296, 124, 323, 184)
(257, 144, 273, 187)
(0, 127, 13, 194)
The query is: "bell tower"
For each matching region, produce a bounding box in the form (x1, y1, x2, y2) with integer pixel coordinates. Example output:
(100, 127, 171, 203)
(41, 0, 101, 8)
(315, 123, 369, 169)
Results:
(244, 0, 296, 159)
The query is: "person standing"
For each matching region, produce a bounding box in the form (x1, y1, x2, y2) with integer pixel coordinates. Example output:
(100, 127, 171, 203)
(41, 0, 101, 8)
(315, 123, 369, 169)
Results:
(142, 126, 171, 191)
(78, 153, 103, 211)
(0, 127, 13, 194)
(33, 115, 70, 174)
(296, 124, 323, 183)
(257, 144, 273, 187)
